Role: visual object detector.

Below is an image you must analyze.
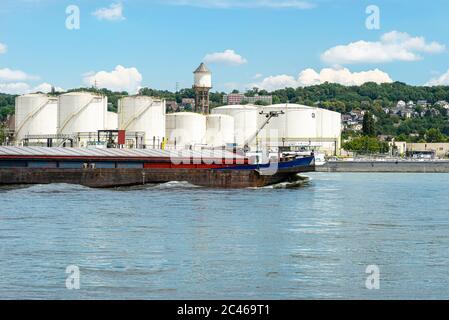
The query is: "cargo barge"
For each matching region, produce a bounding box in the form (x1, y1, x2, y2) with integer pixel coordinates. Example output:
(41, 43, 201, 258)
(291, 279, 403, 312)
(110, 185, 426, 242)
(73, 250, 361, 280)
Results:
(0, 147, 315, 188)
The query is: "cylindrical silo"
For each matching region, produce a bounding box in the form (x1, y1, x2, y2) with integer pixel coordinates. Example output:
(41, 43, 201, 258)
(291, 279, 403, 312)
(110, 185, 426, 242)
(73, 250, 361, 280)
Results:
(58, 92, 107, 135)
(257, 104, 319, 143)
(257, 104, 342, 155)
(118, 96, 165, 147)
(14, 93, 58, 142)
(316, 108, 342, 139)
(315, 108, 342, 153)
(106, 112, 118, 130)
(166, 112, 206, 148)
(205, 114, 235, 147)
(211, 105, 258, 146)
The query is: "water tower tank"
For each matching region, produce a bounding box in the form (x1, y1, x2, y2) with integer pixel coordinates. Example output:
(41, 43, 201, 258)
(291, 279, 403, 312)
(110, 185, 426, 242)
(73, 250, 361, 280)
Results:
(206, 114, 235, 147)
(58, 92, 107, 134)
(166, 112, 206, 148)
(212, 105, 258, 146)
(194, 63, 212, 88)
(15, 93, 58, 142)
(118, 96, 166, 147)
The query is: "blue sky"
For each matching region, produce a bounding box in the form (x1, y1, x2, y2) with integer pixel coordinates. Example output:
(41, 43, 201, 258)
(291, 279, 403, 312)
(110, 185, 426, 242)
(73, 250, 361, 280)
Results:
(1, 0, 449, 94)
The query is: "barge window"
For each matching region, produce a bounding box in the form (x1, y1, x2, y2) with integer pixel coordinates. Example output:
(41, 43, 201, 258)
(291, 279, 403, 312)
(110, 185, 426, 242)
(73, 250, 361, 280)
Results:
(0, 161, 27, 168)
(59, 162, 84, 169)
(28, 161, 58, 168)
(117, 162, 144, 169)
(93, 162, 116, 169)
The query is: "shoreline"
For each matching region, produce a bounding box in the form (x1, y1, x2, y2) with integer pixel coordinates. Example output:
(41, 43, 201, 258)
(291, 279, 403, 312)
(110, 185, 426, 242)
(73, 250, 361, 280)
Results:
(316, 160, 449, 173)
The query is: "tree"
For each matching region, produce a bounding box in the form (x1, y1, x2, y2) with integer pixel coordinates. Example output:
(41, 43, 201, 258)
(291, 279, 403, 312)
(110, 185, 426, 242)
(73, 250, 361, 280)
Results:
(0, 123, 7, 144)
(343, 136, 389, 154)
(362, 112, 376, 137)
(426, 128, 446, 143)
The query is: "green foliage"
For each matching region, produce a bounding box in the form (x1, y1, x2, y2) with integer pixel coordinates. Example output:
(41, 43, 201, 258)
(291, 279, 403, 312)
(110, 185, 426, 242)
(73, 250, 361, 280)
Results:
(0, 94, 16, 121)
(254, 100, 270, 106)
(0, 123, 7, 144)
(426, 128, 446, 143)
(343, 136, 390, 154)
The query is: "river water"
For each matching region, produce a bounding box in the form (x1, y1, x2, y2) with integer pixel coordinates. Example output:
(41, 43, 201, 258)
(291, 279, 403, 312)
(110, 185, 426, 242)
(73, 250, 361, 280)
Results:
(0, 173, 448, 300)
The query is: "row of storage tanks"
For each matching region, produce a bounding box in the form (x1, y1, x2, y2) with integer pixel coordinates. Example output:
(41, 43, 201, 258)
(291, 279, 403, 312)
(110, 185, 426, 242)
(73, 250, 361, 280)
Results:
(15, 93, 341, 153)
(128, 99, 342, 153)
(15, 92, 118, 142)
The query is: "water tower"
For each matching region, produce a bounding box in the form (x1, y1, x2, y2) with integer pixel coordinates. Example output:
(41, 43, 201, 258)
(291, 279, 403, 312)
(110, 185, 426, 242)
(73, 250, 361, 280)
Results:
(193, 63, 212, 114)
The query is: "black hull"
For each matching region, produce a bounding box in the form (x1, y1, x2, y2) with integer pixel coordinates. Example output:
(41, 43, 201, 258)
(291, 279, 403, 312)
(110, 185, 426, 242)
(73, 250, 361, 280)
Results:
(0, 166, 315, 188)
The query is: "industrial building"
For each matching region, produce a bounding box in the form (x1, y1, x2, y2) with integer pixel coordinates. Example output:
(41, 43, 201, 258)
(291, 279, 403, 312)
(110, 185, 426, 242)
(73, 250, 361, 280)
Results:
(222, 93, 273, 105)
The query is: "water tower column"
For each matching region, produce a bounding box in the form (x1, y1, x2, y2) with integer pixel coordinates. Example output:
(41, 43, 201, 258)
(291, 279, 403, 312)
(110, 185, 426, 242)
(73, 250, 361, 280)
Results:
(193, 63, 212, 115)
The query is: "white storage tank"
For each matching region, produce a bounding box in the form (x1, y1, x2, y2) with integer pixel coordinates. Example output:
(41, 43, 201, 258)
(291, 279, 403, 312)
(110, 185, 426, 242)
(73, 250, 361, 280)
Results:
(166, 112, 206, 148)
(15, 93, 58, 142)
(257, 104, 319, 142)
(58, 92, 107, 135)
(205, 114, 235, 147)
(106, 112, 118, 130)
(212, 105, 258, 146)
(118, 96, 165, 147)
(257, 104, 342, 155)
(316, 108, 342, 139)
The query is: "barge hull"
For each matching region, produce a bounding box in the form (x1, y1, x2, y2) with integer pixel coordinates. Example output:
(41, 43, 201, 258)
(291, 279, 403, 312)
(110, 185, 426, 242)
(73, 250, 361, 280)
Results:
(0, 166, 314, 188)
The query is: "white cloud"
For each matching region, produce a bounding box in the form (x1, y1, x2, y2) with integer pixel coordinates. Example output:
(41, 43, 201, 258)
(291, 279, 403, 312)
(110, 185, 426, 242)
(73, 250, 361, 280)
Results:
(253, 67, 393, 91)
(203, 49, 248, 66)
(93, 3, 125, 21)
(32, 82, 65, 93)
(0, 82, 65, 95)
(0, 68, 39, 82)
(254, 74, 299, 91)
(426, 69, 449, 86)
(0, 83, 31, 95)
(0, 42, 6, 54)
(167, 0, 314, 9)
(83, 65, 143, 93)
(321, 31, 445, 65)
(253, 73, 263, 79)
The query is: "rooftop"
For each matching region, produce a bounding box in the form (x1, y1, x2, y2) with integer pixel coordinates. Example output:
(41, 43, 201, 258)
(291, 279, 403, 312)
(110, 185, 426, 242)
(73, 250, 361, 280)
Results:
(194, 63, 211, 74)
